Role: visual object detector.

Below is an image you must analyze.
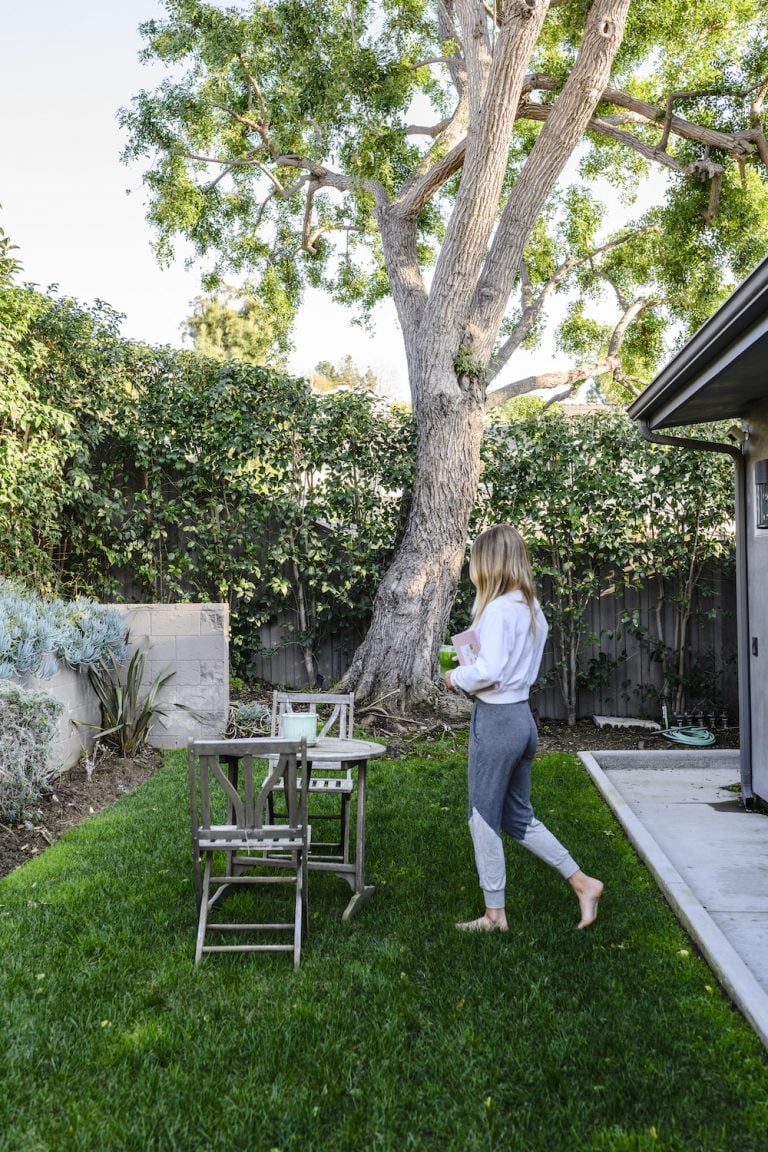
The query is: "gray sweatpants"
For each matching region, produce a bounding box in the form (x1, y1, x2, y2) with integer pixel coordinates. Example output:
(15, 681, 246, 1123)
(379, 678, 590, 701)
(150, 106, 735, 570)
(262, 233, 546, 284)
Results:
(468, 699, 579, 909)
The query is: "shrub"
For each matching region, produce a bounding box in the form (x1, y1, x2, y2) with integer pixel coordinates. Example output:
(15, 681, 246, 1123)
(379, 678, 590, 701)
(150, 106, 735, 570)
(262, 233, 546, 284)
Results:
(85, 648, 175, 758)
(0, 680, 64, 822)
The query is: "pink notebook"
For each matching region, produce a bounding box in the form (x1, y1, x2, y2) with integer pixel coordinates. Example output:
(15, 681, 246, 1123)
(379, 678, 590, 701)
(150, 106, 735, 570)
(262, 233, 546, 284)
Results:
(451, 629, 480, 666)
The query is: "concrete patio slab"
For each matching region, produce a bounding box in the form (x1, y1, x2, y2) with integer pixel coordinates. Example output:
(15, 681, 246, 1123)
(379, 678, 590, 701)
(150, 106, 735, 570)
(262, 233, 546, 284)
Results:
(578, 749, 768, 1052)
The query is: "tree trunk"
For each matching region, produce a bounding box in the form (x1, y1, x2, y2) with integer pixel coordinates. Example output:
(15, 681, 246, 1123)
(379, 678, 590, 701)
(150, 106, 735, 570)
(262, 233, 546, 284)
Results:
(340, 370, 485, 708)
(341, 0, 631, 708)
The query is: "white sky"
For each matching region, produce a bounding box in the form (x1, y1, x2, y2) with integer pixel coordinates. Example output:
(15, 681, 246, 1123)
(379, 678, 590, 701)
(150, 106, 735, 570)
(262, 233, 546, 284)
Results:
(0, 1, 417, 397)
(1, 1, 661, 404)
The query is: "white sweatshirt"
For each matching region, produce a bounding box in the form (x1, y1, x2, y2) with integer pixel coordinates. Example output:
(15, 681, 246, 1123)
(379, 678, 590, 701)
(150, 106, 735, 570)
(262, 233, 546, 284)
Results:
(449, 590, 548, 704)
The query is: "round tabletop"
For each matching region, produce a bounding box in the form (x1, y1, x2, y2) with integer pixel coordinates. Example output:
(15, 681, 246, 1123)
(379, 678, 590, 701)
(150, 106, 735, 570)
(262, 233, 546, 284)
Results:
(306, 737, 386, 761)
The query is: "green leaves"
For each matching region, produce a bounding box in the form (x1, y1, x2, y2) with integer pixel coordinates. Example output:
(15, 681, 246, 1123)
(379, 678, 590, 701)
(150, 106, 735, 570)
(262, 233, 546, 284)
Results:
(1, 263, 416, 676)
(474, 409, 735, 719)
(86, 649, 176, 758)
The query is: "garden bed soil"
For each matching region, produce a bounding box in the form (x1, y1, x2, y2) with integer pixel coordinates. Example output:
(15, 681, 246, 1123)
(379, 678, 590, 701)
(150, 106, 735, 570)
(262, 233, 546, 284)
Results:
(0, 717, 739, 883)
(0, 747, 161, 883)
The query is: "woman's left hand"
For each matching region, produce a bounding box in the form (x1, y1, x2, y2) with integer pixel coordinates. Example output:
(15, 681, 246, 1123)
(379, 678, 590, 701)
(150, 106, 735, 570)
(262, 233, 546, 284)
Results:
(444, 671, 453, 691)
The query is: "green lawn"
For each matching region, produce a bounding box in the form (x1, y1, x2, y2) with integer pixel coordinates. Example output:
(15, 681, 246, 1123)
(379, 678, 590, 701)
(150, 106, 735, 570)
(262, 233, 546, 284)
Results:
(1, 736, 767, 1152)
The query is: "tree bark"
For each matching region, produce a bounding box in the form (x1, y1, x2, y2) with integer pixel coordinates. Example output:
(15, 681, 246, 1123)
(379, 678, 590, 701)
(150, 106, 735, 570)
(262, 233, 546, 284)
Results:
(342, 0, 631, 707)
(340, 370, 485, 707)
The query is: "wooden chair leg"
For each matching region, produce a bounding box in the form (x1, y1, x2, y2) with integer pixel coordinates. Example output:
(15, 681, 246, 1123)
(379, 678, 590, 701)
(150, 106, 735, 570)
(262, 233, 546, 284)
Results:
(341, 795, 351, 864)
(192, 849, 203, 911)
(301, 848, 309, 939)
(195, 854, 212, 965)
(294, 865, 304, 969)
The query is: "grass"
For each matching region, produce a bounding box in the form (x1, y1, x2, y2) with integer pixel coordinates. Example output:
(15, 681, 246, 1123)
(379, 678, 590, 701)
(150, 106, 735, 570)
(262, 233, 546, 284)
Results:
(1, 734, 767, 1152)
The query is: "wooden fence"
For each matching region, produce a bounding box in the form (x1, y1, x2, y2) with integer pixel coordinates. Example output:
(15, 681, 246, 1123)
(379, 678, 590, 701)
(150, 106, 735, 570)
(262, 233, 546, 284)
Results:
(244, 561, 738, 724)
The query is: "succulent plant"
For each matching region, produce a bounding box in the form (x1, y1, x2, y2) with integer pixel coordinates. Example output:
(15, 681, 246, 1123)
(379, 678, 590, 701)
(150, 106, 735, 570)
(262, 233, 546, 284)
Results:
(0, 580, 127, 680)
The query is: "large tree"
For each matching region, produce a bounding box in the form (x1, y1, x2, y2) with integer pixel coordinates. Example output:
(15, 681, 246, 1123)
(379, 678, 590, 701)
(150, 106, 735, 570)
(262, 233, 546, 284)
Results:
(122, 0, 768, 706)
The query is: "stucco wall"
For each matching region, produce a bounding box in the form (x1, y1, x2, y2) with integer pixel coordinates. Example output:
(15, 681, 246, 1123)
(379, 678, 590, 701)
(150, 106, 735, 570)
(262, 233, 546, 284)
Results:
(18, 666, 101, 774)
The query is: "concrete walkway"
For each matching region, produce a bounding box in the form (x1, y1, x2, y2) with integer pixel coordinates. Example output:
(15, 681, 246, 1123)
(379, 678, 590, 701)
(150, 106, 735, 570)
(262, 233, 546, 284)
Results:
(578, 749, 768, 1051)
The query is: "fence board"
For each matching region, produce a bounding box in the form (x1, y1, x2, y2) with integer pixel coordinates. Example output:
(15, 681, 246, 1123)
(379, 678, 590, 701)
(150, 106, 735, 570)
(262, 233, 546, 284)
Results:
(245, 561, 737, 723)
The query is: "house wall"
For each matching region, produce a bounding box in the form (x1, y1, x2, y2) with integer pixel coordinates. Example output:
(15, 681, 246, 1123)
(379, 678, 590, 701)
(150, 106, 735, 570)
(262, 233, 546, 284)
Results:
(746, 402, 768, 805)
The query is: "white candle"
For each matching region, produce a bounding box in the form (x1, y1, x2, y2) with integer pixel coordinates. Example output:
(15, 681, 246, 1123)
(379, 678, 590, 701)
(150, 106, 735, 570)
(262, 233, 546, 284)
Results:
(281, 712, 318, 745)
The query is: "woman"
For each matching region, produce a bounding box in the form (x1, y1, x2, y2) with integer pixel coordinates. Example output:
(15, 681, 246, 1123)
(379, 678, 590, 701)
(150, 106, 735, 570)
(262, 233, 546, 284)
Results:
(445, 524, 603, 931)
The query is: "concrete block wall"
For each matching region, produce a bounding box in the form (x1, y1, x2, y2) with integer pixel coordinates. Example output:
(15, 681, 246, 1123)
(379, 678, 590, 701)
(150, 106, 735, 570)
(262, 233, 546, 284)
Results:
(115, 604, 230, 750)
(13, 604, 230, 772)
(18, 667, 101, 773)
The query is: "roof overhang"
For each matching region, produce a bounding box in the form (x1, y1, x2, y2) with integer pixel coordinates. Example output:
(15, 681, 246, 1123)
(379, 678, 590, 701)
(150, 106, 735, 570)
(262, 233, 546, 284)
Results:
(627, 255, 768, 430)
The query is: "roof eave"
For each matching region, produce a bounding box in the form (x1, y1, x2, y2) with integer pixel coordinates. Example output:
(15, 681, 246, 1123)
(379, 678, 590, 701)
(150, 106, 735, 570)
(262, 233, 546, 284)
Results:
(627, 254, 768, 429)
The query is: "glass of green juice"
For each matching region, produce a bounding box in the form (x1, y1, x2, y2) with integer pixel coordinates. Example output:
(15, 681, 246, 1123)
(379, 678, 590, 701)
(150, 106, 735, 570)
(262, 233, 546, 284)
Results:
(439, 645, 457, 671)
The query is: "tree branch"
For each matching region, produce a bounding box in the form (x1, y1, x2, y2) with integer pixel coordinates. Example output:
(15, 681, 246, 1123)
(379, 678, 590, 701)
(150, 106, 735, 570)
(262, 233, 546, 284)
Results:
(484, 226, 658, 385)
(405, 117, 454, 137)
(397, 4, 470, 201)
(400, 36, 752, 233)
(486, 360, 613, 406)
(396, 35, 763, 232)
(302, 183, 317, 253)
(236, 53, 273, 151)
(658, 89, 721, 152)
(523, 74, 760, 159)
(457, 0, 494, 123)
(750, 75, 768, 128)
(468, 0, 631, 361)
(275, 155, 390, 207)
(437, 0, 469, 96)
(540, 383, 579, 410)
(424, 0, 554, 349)
(685, 157, 724, 222)
(397, 138, 468, 214)
(408, 56, 461, 70)
(485, 0, 569, 24)
(518, 103, 685, 172)
(486, 291, 656, 406)
(608, 296, 657, 357)
(613, 372, 645, 398)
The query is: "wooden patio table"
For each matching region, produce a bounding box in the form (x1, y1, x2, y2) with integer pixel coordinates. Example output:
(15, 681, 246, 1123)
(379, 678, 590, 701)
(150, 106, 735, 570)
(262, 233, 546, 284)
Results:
(221, 736, 386, 922)
(300, 736, 386, 921)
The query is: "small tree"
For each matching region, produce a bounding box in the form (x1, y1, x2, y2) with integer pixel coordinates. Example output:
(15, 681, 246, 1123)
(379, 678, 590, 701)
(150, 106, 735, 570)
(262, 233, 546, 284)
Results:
(182, 280, 292, 366)
(311, 355, 379, 394)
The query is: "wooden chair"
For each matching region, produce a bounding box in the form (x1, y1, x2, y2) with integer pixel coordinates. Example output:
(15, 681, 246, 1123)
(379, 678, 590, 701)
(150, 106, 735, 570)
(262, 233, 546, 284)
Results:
(270, 691, 355, 863)
(188, 737, 311, 968)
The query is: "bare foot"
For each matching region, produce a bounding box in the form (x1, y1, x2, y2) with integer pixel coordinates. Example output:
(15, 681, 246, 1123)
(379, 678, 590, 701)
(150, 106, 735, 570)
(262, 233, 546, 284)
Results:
(456, 913, 509, 933)
(567, 871, 604, 929)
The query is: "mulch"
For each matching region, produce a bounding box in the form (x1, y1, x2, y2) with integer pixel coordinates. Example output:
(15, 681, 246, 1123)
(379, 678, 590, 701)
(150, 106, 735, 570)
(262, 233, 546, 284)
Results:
(0, 716, 739, 884)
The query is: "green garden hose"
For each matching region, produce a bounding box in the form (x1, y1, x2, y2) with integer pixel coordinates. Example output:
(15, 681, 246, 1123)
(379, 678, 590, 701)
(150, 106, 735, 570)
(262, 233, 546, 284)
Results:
(660, 726, 716, 747)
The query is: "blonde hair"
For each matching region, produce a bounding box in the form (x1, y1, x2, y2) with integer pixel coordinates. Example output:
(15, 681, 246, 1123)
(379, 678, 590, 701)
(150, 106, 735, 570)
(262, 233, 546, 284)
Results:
(469, 523, 537, 626)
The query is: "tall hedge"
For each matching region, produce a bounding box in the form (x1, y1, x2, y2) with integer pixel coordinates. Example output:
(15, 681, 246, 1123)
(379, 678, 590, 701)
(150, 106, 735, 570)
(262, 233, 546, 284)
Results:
(0, 266, 414, 673)
(1, 263, 735, 706)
